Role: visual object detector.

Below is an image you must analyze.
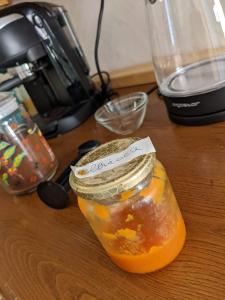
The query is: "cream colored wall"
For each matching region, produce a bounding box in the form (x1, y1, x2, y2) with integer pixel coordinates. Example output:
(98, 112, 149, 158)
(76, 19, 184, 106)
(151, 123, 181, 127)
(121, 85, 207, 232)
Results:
(9, 0, 225, 75)
(13, 0, 151, 73)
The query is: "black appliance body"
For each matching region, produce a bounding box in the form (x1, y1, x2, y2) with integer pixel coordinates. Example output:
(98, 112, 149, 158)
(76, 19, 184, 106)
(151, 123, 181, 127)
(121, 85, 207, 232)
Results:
(163, 86, 225, 126)
(161, 58, 225, 125)
(0, 2, 102, 138)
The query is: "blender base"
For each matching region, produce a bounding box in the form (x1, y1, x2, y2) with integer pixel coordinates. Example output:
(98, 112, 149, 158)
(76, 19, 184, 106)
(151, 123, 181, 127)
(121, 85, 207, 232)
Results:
(163, 85, 225, 125)
(168, 110, 225, 126)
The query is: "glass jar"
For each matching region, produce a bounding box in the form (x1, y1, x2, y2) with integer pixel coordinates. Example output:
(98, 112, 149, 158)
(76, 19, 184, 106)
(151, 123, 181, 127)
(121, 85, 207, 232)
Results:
(0, 93, 58, 194)
(69, 138, 186, 273)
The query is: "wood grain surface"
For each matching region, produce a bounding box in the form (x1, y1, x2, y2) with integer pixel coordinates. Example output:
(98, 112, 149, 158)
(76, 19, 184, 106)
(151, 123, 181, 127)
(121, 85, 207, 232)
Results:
(1, 88, 225, 299)
(0, 0, 10, 7)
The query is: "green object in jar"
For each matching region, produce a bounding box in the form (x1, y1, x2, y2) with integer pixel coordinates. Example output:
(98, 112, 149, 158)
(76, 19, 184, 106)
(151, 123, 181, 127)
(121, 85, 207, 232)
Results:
(2, 173, 9, 186)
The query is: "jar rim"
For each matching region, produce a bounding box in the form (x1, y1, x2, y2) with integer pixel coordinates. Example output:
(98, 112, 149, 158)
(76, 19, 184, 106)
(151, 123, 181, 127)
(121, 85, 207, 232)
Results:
(69, 138, 156, 201)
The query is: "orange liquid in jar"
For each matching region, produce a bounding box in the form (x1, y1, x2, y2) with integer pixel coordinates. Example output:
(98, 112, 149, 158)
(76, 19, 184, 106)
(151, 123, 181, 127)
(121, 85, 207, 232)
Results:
(108, 215, 185, 273)
(78, 160, 186, 273)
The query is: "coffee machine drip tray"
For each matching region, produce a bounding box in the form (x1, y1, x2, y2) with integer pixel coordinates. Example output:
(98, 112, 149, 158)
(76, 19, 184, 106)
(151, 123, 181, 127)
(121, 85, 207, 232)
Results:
(161, 56, 225, 98)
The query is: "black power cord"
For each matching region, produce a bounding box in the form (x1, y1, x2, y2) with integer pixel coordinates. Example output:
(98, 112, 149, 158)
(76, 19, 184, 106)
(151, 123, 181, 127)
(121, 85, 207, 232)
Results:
(94, 0, 107, 94)
(91, 71, 110, 86)
(94, 0, 158, 100)
(94, 0, 119, 101)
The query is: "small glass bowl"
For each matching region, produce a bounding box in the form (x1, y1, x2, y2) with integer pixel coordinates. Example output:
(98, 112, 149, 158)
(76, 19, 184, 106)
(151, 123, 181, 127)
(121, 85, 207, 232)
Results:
(95, 92, 148, 135)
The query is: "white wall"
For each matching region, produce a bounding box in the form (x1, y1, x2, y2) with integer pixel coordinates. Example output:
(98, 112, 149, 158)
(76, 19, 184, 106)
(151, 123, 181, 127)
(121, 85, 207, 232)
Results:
(13, 0, 151, 73)
(71, 0, 151, 73)
(10, 0, 225, 75)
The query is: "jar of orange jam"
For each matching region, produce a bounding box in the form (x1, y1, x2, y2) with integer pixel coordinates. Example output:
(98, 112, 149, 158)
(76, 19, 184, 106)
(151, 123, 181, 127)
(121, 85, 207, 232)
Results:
(69, 138, 186, 273)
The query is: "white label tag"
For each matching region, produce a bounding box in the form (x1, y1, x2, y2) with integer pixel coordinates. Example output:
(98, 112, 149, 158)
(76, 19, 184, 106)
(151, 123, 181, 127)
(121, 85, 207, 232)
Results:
(71, 137, 156, 179)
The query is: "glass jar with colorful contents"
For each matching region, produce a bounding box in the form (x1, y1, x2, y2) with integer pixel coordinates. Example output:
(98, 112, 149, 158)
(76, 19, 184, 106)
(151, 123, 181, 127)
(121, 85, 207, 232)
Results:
(0, 93, 58, 194)
(69, 137, 186, 273)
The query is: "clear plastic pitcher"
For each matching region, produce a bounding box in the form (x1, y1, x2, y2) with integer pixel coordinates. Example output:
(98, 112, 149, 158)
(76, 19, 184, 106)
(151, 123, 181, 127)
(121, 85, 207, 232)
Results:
(146, 0, 225, 124)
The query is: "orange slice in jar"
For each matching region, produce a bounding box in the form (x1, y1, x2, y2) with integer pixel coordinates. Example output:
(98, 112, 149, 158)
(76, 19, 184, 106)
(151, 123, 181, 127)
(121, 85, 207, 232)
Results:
(94, 204, 110, 220)
(120, 190, 134, 202)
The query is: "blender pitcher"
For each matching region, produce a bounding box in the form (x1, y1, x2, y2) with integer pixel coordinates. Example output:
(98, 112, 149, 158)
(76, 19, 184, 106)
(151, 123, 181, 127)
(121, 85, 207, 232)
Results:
(146, 0, 225, 125)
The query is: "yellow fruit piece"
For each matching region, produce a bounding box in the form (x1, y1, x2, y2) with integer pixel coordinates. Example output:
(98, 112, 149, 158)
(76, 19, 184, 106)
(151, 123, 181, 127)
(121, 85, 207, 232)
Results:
(120, 190, 134, 202)
(137, 224, 142, 231)
(94, 204, 110, 220)
(116, 228, 137, 241)
(125, 214, 134, 222)
(102, 232, 117, 240)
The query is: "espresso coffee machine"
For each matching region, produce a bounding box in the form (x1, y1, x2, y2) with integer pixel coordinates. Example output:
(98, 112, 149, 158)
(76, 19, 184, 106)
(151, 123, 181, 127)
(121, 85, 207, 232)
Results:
(0, 2, 102, 137)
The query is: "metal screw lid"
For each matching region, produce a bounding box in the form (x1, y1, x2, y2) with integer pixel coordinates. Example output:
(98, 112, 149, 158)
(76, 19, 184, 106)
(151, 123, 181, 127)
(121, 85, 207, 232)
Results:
(69, 138, 156, 201)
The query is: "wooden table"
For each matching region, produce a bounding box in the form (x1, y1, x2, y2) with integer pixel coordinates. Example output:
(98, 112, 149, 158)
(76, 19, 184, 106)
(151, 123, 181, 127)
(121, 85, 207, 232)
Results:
(1, 88, 225, 300)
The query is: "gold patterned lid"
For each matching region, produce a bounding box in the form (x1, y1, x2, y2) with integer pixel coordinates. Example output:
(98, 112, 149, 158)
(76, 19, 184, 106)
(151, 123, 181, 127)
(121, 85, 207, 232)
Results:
(69, 137, 156, 201)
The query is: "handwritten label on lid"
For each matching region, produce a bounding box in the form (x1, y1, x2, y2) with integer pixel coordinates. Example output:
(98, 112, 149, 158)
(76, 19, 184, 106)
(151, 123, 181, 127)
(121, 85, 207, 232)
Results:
(71, 137, 156, 179)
